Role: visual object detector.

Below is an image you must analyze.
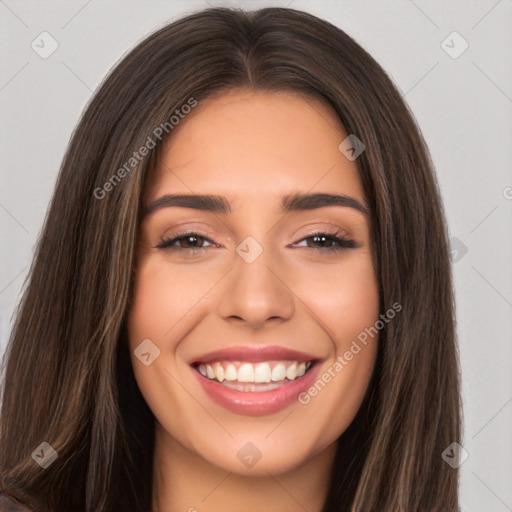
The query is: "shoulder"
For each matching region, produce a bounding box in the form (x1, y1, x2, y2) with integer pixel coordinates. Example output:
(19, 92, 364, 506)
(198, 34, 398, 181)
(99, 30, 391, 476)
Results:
(0, 492, 35, 512)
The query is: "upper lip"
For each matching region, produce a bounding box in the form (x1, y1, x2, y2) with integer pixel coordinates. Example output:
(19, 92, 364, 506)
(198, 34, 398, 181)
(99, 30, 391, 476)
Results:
(191, 345, 319, 365)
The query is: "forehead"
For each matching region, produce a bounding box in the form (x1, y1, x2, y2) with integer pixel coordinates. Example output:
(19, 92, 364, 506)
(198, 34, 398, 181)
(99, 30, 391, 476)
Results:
(145, 89, 365, 207)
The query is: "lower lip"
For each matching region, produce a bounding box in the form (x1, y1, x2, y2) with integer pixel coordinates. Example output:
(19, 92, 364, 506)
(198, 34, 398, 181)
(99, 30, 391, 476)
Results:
(193, 363, 320, 416)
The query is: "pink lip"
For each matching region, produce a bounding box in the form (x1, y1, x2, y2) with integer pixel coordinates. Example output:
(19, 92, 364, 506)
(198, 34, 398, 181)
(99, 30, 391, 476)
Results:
(192, 361, 321, 416)
(191, 345, 318, 364)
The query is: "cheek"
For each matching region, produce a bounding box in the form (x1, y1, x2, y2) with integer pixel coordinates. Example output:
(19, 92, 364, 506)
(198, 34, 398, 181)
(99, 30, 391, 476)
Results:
(126, 258, 202, 423)
(128, 272, 168, 343)
(295, 254, 380, 349)
(126, 259, 192, 394)
(328, 268, 379, 348)
(126, 255, 226, 409)
(127, 256, 213, 345)
(292, 254, 379, 424)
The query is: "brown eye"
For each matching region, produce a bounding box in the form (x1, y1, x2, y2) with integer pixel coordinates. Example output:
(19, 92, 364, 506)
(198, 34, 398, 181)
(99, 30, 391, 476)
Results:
(156, 232, 216, 251)
(293, 232, 358, 252)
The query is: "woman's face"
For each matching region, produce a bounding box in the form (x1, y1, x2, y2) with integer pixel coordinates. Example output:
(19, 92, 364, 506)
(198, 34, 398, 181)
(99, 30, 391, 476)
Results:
(127, 89, 379, 476)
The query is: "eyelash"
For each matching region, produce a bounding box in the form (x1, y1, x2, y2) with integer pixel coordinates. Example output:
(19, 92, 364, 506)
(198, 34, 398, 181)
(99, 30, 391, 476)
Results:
(155, 230, 358, 253)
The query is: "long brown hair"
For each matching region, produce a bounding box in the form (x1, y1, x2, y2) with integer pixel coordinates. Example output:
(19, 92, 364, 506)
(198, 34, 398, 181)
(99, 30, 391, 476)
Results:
(0, 7, 461, 511)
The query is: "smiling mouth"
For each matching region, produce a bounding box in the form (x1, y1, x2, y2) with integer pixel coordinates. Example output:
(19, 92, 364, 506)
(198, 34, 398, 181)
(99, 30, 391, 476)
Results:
(192, 360, 315, 392)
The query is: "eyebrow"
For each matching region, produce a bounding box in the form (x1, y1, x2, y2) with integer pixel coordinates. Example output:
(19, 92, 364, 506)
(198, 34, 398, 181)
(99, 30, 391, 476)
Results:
(143, 192, 369, 217)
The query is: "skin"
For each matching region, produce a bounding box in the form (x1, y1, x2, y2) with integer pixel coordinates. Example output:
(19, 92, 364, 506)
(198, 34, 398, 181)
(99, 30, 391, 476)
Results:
(127, 89, 380, 512)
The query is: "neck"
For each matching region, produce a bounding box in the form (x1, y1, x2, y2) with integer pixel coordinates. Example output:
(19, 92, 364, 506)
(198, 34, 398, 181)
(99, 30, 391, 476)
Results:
(151, 423, 338, 512)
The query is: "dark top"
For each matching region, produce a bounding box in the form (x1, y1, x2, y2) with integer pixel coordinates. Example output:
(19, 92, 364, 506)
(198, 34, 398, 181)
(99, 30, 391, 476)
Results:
(0, 492, 34, 512)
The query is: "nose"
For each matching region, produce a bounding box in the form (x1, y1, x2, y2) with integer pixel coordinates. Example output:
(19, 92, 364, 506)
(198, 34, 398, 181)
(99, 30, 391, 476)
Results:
(216, 242, 295, 330)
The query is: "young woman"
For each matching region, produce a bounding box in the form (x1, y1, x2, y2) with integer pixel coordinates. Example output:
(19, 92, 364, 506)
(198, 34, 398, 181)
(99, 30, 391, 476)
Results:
(0, 6, 461, 511)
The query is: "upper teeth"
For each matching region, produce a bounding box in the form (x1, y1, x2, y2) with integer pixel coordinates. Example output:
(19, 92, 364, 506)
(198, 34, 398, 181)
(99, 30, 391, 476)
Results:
(197, 361, 311, 383)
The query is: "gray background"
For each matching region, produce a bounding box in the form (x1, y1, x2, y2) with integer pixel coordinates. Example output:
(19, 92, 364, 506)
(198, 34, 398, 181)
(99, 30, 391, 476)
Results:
(1, 1, 511, 510)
